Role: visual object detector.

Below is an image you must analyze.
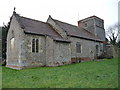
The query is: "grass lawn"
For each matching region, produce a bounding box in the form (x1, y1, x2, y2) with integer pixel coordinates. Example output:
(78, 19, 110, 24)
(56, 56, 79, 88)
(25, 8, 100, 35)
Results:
(2, 58, 119, 88)
(0, 66, 2, 89)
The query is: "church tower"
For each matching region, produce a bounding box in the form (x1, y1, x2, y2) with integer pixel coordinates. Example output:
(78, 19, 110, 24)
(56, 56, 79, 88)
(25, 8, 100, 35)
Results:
(78, 16, 106, 41)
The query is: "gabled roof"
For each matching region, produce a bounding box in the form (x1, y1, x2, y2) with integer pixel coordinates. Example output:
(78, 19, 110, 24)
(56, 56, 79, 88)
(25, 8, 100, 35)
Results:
(13, 12, 102, 42)
(53, 19, 102, 42)
(13, 12, 70, 42)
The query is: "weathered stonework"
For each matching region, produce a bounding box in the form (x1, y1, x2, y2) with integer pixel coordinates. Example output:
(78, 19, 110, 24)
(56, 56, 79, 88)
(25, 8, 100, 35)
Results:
(6, 15, 24, 69)
(6, 12, 106, 69)
(46, 36, 54, 66)
(78, 16, 105, 41)
(54, 41, 71, 66)
(6, 15, 71, 69)
(20, 34, 46, 67)
(70, 37, 104, 61)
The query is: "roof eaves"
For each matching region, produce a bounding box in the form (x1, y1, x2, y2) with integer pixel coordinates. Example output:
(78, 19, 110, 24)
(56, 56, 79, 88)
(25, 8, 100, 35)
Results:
(24, 31, 46, 36)
(54, 39, 71, 43)
(69, 34, 103, 42)
(24, 31, 70, 42)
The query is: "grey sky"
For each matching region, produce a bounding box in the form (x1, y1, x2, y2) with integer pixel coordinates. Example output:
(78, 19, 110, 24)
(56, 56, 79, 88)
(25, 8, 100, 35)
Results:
(118, 1, 120, 41)
(0, 0, 119, 30)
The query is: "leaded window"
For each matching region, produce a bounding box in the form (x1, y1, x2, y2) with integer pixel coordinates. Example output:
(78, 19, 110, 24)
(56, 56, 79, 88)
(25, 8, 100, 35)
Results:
(32, 39, 35, 52)
(36, 39, 39, 53)
(32, 38, 39, 53)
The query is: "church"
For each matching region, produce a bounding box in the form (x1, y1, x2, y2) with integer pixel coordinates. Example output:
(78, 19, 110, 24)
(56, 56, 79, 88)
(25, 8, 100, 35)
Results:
(6, 11, 106, 69)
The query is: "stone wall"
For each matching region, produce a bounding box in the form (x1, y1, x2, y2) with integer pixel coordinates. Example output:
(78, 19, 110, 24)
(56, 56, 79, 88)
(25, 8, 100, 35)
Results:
(46, 36, 54, 66)
(6, 15, 47, 69)
(105, 45, 113, 58)
(105, 45, 120, 58)
(78, 18, 95, 34)
(112, 46, 120, 58)
(95, 26, 105, 41)
(54, 41, 71, 66)
(6, 15, 24, 69)
(70, 36, 104, 61)
(21, 34, 46, 67)
(78, 17, 105, 41)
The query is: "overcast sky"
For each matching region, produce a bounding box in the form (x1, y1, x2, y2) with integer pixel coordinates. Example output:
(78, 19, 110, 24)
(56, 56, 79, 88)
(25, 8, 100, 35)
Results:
(0, 0, 119, 30)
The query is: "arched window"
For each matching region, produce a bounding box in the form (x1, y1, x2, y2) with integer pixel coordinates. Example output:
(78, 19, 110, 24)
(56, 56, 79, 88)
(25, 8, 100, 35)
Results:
(36, 39, 39, 53)
(11, 30, 15, 50)
(32, 39, 35, 52)
(32, 38, 39, 53)
(11, 38, 15, 49)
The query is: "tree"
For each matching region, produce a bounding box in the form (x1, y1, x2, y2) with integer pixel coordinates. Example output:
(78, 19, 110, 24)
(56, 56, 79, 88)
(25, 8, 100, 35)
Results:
(106, 23, 120, 45)
(2, 23, 9, 59)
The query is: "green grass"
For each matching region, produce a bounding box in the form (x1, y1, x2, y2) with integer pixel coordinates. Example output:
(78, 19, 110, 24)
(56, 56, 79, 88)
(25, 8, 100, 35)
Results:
(0, 66, 2, 89)
(2, 58, 119, 88)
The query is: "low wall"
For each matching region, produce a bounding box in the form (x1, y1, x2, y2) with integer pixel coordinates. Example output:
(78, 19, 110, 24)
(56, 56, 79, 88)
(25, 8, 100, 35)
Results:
(105, 45, 120, 58)
(112, 46, 120, 58)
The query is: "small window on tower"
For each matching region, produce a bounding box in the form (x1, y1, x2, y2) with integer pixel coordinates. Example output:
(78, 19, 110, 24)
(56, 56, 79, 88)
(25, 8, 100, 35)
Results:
(84, 23, 87, 27)
(99, 21, 102, 27)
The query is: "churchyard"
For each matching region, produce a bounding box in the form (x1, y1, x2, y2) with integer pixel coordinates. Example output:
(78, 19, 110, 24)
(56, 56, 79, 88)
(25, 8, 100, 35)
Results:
(2, 58, 118, 88)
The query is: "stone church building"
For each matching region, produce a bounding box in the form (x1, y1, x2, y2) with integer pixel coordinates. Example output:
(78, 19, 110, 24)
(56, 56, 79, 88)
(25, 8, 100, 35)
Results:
(6, 11, 106, 69)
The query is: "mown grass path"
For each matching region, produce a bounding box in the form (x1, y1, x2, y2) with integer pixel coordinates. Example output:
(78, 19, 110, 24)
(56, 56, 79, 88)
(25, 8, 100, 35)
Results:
(2, 58, 118, 88)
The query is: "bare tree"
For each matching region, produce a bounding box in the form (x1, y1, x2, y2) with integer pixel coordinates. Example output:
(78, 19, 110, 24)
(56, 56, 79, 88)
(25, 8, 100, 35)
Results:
(106, 23, 120, 45)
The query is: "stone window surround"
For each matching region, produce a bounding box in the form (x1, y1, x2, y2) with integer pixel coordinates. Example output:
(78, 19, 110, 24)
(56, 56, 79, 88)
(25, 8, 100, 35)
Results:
(10, 37, 15, 49)
(31, 38, 40, 53)
(76, 42, 82, 53)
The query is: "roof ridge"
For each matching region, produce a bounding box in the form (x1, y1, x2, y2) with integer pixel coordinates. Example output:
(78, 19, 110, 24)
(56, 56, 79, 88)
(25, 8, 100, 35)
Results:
(15, 13, 46, 24)
(54, 19, 77, 27)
